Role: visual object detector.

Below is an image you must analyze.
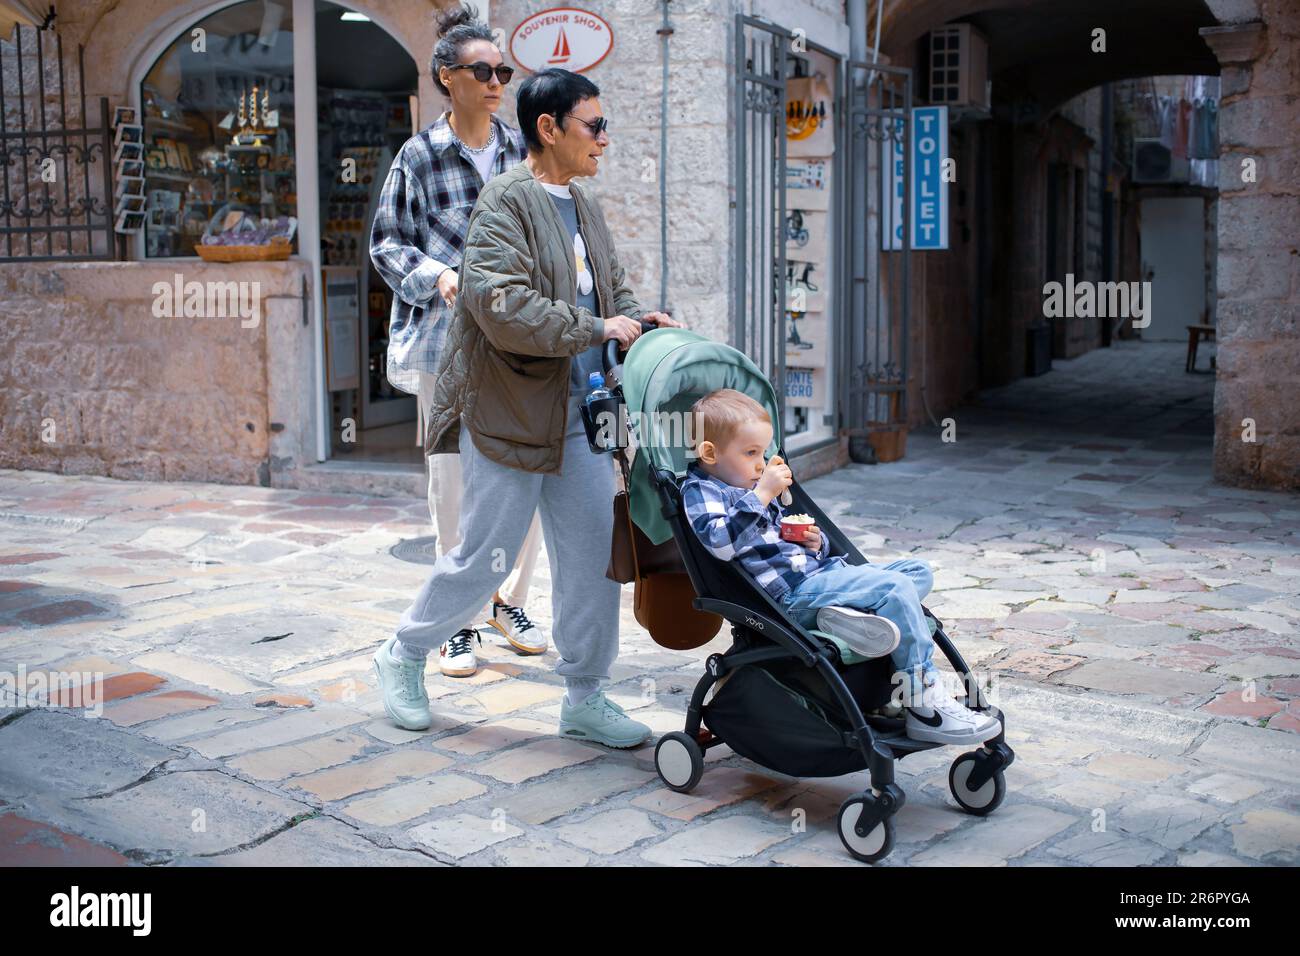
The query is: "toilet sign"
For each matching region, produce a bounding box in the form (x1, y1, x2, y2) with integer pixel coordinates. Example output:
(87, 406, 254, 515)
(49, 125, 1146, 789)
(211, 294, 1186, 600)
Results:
(883, 105, 949, 250)
(509, 8, 614, 74)
(911, 106, 949, 249)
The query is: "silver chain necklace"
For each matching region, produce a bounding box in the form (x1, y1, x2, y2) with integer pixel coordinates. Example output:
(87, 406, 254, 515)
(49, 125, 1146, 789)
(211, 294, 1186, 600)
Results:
(455, 120, 497, 154)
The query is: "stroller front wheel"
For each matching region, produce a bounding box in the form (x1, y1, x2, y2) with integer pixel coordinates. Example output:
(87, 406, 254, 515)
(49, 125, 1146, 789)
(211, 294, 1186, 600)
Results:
(655, 732, 704, 793)
(837, 798, 895, 863)
(948, 751, 1007, 816)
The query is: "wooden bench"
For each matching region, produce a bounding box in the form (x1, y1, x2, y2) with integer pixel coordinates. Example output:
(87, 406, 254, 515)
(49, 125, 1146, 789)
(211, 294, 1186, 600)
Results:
(1186, 324, 1216, 373)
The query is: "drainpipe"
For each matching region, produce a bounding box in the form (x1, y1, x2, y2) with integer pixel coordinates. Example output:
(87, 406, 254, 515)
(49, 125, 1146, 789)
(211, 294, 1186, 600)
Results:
(847, 0, 867, 438)
(291, 0, 327, 464)
(657, 1, 674, 312)
(1100, 81, 1114, 347)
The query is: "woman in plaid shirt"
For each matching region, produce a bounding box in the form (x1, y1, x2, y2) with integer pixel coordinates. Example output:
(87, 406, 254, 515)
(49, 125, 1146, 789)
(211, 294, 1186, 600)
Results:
(370, 3, 545, 677)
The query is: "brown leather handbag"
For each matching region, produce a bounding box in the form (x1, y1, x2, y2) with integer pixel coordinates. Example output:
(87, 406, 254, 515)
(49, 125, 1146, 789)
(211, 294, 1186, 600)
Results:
(607, 490, 723, 651)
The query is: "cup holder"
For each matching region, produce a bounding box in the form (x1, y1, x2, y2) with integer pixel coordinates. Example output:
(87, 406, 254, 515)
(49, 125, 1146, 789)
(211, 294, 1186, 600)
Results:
(579, 396, 628, 454)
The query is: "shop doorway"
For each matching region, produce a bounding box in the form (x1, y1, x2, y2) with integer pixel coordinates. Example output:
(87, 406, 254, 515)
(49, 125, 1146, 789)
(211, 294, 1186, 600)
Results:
(314, 1, 420, 463)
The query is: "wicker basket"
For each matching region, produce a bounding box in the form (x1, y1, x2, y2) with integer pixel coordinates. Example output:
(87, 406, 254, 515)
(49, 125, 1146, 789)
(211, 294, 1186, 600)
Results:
(196, 236, 292, 262)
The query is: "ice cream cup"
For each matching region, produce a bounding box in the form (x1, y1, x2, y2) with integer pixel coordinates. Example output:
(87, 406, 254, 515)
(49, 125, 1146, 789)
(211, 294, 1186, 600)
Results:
(780, 513, 815, 542)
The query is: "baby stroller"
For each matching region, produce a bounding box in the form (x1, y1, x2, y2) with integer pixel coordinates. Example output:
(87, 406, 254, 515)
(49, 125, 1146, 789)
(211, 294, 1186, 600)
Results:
(581, 326, 1015, 863)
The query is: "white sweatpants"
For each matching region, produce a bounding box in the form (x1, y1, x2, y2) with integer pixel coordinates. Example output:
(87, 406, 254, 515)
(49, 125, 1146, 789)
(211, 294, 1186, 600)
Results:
(418, 371, 542, 608)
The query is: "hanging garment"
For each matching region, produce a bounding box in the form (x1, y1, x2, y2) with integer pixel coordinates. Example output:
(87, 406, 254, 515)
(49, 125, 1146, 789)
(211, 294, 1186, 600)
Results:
(1157, 95, 1176, 148)
(1172, 98, 1191, 159)
(1200, 99, 1218, 158)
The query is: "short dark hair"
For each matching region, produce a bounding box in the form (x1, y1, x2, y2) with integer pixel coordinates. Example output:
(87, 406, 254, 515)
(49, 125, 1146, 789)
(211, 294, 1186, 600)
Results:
(515, 68, 600, 154)
(431, 2, 495, 98)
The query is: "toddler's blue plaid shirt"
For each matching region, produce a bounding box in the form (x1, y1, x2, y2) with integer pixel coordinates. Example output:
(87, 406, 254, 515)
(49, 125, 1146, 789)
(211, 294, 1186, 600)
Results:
(680, 463, 845, 600)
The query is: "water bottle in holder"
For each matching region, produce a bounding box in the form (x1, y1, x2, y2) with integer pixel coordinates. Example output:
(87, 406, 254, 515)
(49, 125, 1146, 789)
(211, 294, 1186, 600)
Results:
(580, 371, 624, 454)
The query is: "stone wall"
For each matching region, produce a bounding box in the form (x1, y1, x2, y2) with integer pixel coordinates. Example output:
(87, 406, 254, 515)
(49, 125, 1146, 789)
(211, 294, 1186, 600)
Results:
(0, 259, 315, 485)
(1203, 0, 1300, 489)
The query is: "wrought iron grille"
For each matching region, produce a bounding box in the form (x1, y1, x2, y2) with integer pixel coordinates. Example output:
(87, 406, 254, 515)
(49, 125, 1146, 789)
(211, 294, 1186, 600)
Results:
(841, 60, 911, 434)
(734, 14, 788, 424)
(0, 24, 115, 261)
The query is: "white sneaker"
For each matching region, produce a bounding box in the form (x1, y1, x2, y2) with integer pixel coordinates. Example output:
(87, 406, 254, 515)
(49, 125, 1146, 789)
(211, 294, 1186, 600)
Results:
(489, 598, 548, 655)
(438, 628, 481, 677)
(815, 606, 901, 659)
(372, 637, 431, 731)
(904, 673, 1001, 745)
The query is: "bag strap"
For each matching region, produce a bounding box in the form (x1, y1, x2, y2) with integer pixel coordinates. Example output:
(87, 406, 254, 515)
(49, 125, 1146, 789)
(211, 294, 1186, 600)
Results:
(614, 451, 644, 582)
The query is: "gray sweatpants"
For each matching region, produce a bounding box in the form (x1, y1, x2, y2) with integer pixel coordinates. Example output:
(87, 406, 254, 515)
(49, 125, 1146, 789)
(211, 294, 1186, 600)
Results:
(394, 393, 621, 687)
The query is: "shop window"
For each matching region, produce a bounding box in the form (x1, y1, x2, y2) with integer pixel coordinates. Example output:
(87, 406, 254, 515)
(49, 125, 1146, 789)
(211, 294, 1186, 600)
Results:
(140, 1, 297, 257)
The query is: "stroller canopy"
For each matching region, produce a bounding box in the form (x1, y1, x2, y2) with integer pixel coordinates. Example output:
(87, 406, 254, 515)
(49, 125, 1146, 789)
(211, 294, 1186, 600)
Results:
(622, 328, 782, 545)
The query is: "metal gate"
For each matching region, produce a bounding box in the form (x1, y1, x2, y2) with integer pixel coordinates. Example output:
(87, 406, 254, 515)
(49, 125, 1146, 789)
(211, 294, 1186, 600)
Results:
(733, 15, 788, 423)
(841, 60, 911, 439)
(0, 25, 115, 262)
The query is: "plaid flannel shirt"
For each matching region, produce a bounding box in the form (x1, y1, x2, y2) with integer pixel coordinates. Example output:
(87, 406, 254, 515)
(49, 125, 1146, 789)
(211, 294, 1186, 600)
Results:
(369, 112, 527, 394)
(680, 463, 845, 600)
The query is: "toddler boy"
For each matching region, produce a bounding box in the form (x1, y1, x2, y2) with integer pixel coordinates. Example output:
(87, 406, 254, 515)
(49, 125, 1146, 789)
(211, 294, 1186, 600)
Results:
(680, 388, 1000, 744)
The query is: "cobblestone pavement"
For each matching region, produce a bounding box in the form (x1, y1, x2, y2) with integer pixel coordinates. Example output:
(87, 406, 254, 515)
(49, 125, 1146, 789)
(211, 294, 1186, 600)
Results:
(2, 341, 1297, 867)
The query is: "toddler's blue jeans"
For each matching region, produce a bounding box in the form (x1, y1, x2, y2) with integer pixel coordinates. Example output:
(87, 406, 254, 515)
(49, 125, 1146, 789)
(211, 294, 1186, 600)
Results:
(780, 558, 937, 701)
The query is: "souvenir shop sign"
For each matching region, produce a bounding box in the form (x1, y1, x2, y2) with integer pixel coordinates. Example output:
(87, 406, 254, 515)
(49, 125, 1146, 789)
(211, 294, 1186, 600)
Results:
(884, 105, 949, 251)
(510, 8, 613, 74)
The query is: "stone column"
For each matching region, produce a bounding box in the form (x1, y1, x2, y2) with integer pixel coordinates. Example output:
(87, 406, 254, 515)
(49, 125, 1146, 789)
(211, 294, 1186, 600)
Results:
(1200, 2, 1300, 490)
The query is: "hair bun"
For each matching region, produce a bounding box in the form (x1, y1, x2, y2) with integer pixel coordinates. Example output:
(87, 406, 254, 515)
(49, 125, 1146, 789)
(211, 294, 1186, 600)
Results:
(436, 2, 482, 39)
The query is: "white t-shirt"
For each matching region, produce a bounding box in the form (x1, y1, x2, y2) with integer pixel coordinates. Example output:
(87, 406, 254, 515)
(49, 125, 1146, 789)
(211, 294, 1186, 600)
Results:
(469, 142, 499, 185)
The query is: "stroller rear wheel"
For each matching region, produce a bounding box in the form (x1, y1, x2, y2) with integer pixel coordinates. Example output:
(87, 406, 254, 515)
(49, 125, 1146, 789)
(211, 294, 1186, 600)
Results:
(837, 797, 895, 863)
(948, 751, 1007, 816)
(655, 732, 704, 793)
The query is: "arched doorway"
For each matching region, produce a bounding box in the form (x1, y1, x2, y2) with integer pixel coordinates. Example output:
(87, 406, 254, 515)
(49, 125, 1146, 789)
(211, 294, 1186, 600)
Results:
(134, 0, 422, 464)
(311, 2, 420, 457)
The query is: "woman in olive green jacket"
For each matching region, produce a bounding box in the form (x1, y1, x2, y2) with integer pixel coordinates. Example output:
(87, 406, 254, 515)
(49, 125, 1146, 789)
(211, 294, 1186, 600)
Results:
(373, 68, 680, 749)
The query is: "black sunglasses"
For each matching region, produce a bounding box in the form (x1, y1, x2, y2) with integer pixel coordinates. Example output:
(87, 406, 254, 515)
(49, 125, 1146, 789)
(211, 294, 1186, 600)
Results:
(447, 61, 514, 84)
(566, 114, 609, 137)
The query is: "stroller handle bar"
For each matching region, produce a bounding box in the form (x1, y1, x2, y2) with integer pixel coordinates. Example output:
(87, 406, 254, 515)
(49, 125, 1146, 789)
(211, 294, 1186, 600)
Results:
(602, 319, 660, 386)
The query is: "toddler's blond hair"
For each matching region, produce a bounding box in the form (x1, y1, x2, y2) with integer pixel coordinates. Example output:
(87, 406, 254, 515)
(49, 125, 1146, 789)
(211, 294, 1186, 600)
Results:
(690, 388, 771, 452)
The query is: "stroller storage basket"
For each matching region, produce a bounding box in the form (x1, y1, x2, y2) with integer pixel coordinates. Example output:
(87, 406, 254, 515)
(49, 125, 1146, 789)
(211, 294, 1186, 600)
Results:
(704, 660, 883, 779)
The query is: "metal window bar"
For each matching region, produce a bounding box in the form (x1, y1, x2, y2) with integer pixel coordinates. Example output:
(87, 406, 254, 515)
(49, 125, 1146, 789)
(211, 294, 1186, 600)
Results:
(734, 14, 788, 426)
(842, 59, 911, 436)
(0, 24, 115, 261)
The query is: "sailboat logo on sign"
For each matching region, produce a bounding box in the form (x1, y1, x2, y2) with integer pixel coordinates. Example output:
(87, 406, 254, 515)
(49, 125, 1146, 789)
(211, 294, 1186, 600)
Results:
(509, 8, 614, 74)
(551, 29, 571, 64)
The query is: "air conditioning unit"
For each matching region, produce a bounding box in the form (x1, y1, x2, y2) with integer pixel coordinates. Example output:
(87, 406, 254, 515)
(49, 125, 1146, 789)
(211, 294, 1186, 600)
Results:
(1132, 138, 1191, 183)
(928, 24, 989, 110)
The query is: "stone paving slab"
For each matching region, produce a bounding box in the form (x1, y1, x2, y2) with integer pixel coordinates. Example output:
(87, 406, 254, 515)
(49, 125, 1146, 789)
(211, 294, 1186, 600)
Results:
(26, 768, 312, 861)
(0, 709, 177, 800)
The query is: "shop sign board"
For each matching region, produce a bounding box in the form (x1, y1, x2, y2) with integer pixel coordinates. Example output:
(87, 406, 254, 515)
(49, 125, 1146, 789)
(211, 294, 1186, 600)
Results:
(786, 158, 831, 211)
(884, 105, 949, 250)
(785, 366, 826, 409)
(509, 8, 614, 74)
(911, 106, 948, 249)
